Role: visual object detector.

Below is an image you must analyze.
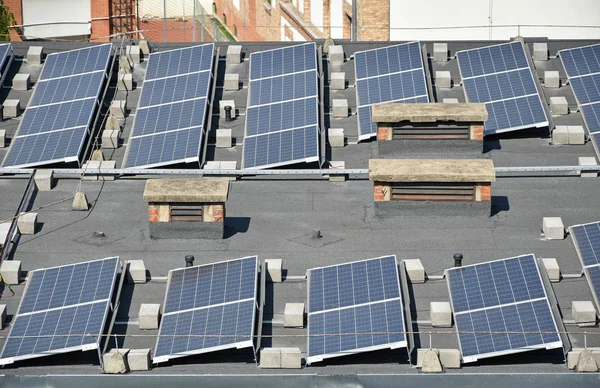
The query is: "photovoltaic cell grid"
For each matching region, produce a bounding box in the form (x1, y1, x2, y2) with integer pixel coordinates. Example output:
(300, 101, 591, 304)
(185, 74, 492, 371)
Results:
(0, 257, 119, 365)
(446, 254, 562, 362)
(306, 256, 407, 364)
(354, 42, 430, 140)
(569, 221, 600, 311)
(2, 44, 112, 168)
(154, 256, 258, 362)
(124, 44, 215, 168)
(457, 41, 548, 135)
(559, 44, 600, 159)
(243, 43, 320, 169)
(0, 43, 13, 81)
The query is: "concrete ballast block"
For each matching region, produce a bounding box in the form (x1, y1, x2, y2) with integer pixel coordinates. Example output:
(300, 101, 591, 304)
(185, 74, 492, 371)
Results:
(12, 73, 30, 91)
(110, 100, 126, 119)
(438, 349, 461, 368)
(542, 217, 565, 240)
(224, 73, 239, 91)
(0, 305, 6, 329)
(545, 71, 560, 88)
(27, 46, 44, 65)
(568, 125, 585, 145)
(216, 129, 233, 148)
(576, 349, 599, 372)
(436, 71, 452, 88)
(331, 72, 346, 90)
(102, 129, 120, 149)
(550, 96, 568, 115)
(0, 260, 21, 285)
(126, 45, 142, 64)
(284, 303, 305, 328)
(541, 258, 561, 282)
(34, 169, 54, 191)
(226, 45, 242, 64)
(430, 302, 452, 327)
(117, 73, 133, 91)
(126, 260, 147, 283)
(119, 55, 132, 74)
(72, 191, 89, 211)
(329, 161, 347, 182)
(219, 100, 236, 118)
(4, 99, 20, 118)
(139, 303, 160, 329)
(82, 160, 101, 181)
(280, 348, 301, 369)
(328, 128, 344, 148)
(332, 99, 348, 118)
(260, 348, 281, 368)
(533, 43, 548, 61)
(579, 157, 598, 178)
(552, 126, 569, 145)
(103, 349, 129, 374)
(127, 349, 151, 371)
(443, 98, 459, 104)
(17, 212, 37, 235)
(404, 259, 425, 283)
(0, 130, 5, 148)
(265, 259, 283, 282)
(568, 348, 600, 369)
(433, 43, 448, 62)
(328, 45, 344, 65)
(105, 115, 121, 131)
(139, 40, 151, 55)
(572, 301, 597, 327)
(422, 349, 443, 373)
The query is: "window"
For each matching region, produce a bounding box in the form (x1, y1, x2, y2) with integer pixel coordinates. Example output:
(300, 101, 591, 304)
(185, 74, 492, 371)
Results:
(212, 2, 217, 14)
(233, 0, 240, 10)
(234, 25, 238, 36)
(223, 13, 227, 25)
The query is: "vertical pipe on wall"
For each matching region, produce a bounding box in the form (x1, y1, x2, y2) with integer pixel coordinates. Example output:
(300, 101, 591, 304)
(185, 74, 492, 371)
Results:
(163, 0, 167, 42)
(351, 0, 357, 41)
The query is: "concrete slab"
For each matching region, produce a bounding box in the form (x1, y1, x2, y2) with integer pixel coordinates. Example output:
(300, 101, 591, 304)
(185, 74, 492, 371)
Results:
(128, 349, 151, 371)
(12, 73, 30, 91)
(331, 72, 345, 90)
(280, 348, 302, 369)
(72, 191, 89, 211)
(26, 46, 43, 65)
(260, 348, 281, 368)
(433, 43, 448, 62)
(0, 129, 5, 148)
(117, 73, 133, 91)
(265, 259, 283, 282)
(224, 73, 239, 91)
(552, 126, 569, 145)
(226, 45, 242, 64)
(430, 302, 452, 327)
(572, 301, 597, 327)
(34, 169, 54, 191)
(369, 159, 496, 183)
(332, 99, 348, 118)
(579, 157, 598, 178)
(435, 71, 451, 88)
(568, 126, 586, 145)
(404, 259, 425, 283)
(143, 179, 229, 203)
(216, 129, 233, 148)
(127, 260, 147, 284)
(0, 260, 21, 285)
(328, 128, 345, 148)
(0, 304, 6, 329)
(17, 212, 37, 235)
(542, 217, 564, 240)
(328, 45, 344, 64)
(545, 70, 560, 88)
(283, 303, 305, 327)
(4, 99, 20, 118)
(110, 100, 126, 119)
(550, 96, 568, 115)
(103, 349, 129, 374)
(533, 43, 548, 61)
(102, 129, 120, 149)
(541, 258, 561, 282)
(139, 303, 160, 330)
(372, 103, 488, 123)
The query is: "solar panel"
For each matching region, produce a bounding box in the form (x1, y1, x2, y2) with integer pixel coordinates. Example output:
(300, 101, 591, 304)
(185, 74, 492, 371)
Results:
(559, 44, 600, 159)
(457, 41, 549, 135)
(306, 255, 407, 365)
(0, 43, 13, 86)
(354, 42, 430, 140)
(153, 256, 258, 363)
(446, 254, 562, 363)
(0, 257, 119, 365)
(242, 43, 320, 169)
(2, 44, 112, 168)
(123, 44, 215, 169)
(569, 221, 600, 311)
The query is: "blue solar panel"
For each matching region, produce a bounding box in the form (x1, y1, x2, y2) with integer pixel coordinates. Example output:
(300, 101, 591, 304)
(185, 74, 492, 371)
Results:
(0, 257, 119, 365)
(40, 44, 112, 80)
(446, 254, 562, 362)
(154, 256, 258, 362)
(30, 73, 104, 107)
(457, 42, 548, 135)
(354, 42, 429, 140)
(306, 256, 407, 364)
(244, 43, 320, 169)
(570, 222, 600, 267)
(18, 99, 96, 136)
(587, 266, 600, 309)
(559, 44, 600, 78)
(570, 73, 600, 105)
(582, 103, 600, 134)
(124, 44, 215, 168)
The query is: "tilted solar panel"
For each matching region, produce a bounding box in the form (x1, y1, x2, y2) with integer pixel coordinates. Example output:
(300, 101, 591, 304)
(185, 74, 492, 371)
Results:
(569, 221, 600, 311)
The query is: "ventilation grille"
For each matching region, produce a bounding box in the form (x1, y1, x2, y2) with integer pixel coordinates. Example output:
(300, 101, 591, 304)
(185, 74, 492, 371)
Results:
(392, 125, 470, 140)
(170, 203, 203, 221)
(390, 182, 476, 201)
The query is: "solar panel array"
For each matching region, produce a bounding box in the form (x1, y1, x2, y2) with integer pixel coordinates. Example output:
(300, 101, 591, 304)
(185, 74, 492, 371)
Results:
(124, 44, 215, 168)
(559, 44, 600, 158)
(354, 42, 429, 140)
(457, 41, 549, 135)
(0, 43, 13, 84)
(569, 221, 600, 311)
(154, 256, 258, 363)
(306, 256, 407, 364)
(446, 254, 562, 363)
(2, 44, 112, 168)
(243, 43, 320, 169)
(0, 257, 119, 365)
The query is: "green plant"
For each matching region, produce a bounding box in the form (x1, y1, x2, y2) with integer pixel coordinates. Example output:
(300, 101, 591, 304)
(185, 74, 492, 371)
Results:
(0, 1, 16, 42)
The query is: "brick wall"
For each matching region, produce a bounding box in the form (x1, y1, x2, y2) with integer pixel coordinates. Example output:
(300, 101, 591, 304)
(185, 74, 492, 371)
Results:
(4, 0, 22, 41)
(91, 0, 111, 42)
(356, 0, 389, 41)
(470, 124, 484, 141)
(377, 125, 392, 141)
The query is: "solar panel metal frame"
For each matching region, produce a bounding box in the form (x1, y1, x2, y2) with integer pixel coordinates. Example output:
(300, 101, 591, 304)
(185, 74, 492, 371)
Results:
(306, 255, 408, 365)
(0, 43, 14, 88)
(1, 44, 112, 169)
(456, 41, 550, 136)
(153, 256, 259, 363)
(353, 42, 430, 141)
(242, 43, 321, 169)
(0, 257, 120, 366)
(445, 254, 562, 363)
(123, 43, 216, 169)
(568, 221, 600, 311)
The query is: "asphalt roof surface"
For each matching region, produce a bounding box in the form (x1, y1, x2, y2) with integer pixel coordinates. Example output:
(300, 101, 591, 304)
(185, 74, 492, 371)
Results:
(0, 39, 599, 376)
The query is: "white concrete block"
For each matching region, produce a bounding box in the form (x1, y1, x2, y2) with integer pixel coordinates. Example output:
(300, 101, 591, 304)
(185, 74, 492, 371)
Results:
(0, 305, 6, 329)
(216, 128, 233, 148)
(436, 71, 451, 88)
(110, 100, 126, 119)
(99, 161, 117, 181)
(4, 99, 20, 118)
(12, 73, 30, 91)
(138, 303, 160, 330)
(438, 348, 461, 368)
(572, 301, 597, 327)
(280, 348, 301, 369)
(102, 129, 120, 149)
(421, 349, 443, 372)
(127, 260, 147, 284)
(139, 40, 151, 55)
(541, 258, 561, 282)
(127, 349, 151, 371)
(103, 349, 129, 374)
(433, 43, 448, 63)
(579, 157, 598, 178)
(105, 115, 121, 131)
(542, 217, 564, 240)
(219, 100, 236, 118)
(260, 348, 281, 368)
(331, 72, 345, 90)
(17, 212, 37, 235)
(34, 169, 54, 191)
(265, 259, 283, 282)
(568, 348, 600, 369)
(552, 126, 569, 145)
(219, 161, 237, 170)
(119, 55, 132, 74)
(0, 260, 21, 285)
(430, 302, 452, 327)
(404, 259, 425, 283)
(226, 45, 242, 64)
(332, 99, 348, 118)
(328, 45, 344, 65)
(329, 161, 347, 182)
(0, 130, 5, 148)
(550, 96, 568, 115)
(533, 43, 548, 61)
(568, 125, 586, 145)
(328, 128, 344, 148)
(126, 45, 141, 64)
(224, 73, 239, 91)
(117, 73, 133, 91)
(284, 303, 305, 328)
(82, 160, 101, 181)
(0, 222, 10, 248)
(27, 46, 43, 65)
(545, 71, 560, 88)
(443, 98, 459, 104)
